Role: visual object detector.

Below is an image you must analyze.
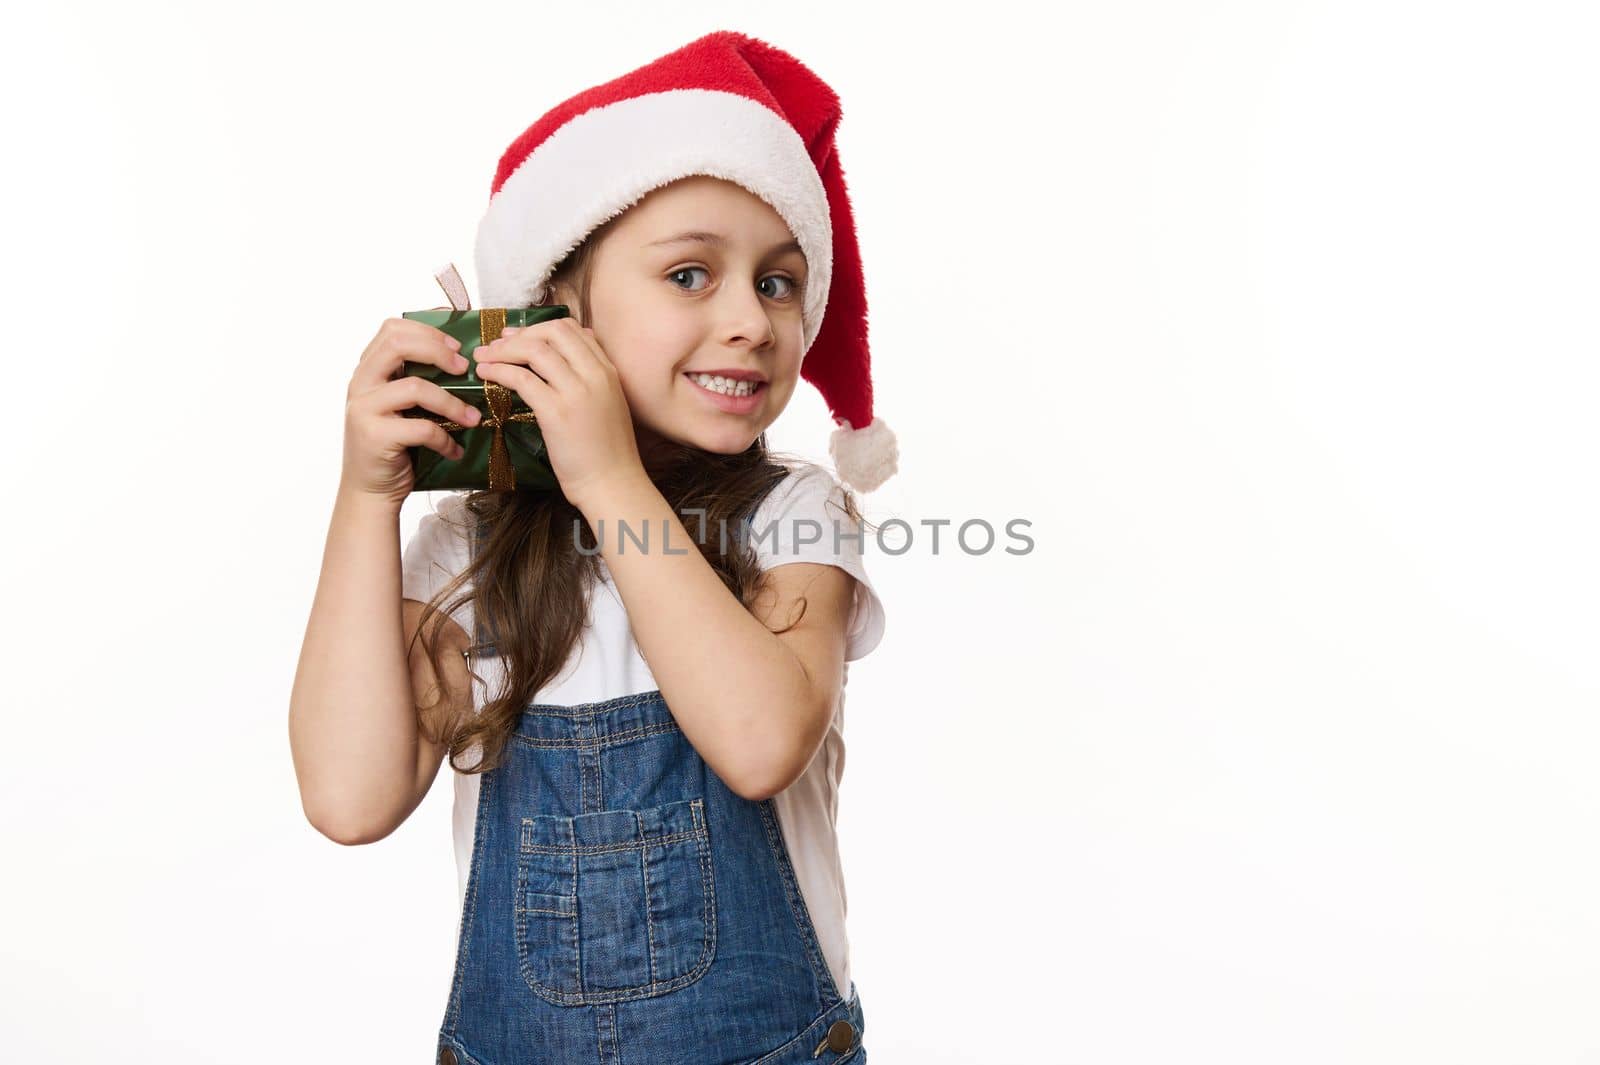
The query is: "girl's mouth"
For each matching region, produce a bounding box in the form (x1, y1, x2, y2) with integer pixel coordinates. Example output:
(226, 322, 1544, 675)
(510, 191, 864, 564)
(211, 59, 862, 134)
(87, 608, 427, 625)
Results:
(685, 373, 767, 414)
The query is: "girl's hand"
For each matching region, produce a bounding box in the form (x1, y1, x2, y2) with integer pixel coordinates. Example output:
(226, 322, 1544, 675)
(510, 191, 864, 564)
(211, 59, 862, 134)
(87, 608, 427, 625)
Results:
(341, 318, 485, 508)
(473, 317, 646, 510)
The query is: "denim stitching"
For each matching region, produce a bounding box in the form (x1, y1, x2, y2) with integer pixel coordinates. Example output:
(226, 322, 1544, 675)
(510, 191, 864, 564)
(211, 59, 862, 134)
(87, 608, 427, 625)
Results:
(591, 1002, 608, 1065)
(746, 994, 861, 1065)
(514, 811, 580, 1003)
(435, 1036, 485, 1065)
(444, 768, 493, 1032)
(511, 797, 716, 1006)
(697, 797, 719, 990)
(587, 714, 605, 813)
(757, 798, 838, 1002)
(591, 1001, 621, 1065)
(511, 720, 682, 750)
(639, 807, 660, 990)
(515, 889, 576, 917)
(578, 718, 590, 813)
(519, 827, 704, 856)
(522, 689, 667, 717)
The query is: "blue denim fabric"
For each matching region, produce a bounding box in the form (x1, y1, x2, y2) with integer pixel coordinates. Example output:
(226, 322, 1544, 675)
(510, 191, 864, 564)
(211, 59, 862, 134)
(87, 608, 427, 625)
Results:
(434, 518, 866, 1064)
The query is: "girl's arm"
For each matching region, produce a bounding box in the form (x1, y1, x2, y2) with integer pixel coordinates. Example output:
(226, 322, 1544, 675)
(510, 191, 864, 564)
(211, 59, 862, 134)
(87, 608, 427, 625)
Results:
(288, 486, 469, 844)
(574, 472, 855, 802)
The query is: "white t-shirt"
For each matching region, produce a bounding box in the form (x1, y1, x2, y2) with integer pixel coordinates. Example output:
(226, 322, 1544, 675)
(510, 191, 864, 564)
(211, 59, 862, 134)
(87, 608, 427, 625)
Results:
(400, 462, 886, 998)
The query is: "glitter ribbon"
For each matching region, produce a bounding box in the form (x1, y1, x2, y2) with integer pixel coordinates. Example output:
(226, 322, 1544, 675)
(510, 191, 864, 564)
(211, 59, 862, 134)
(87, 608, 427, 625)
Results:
(429, 308, 539, 491)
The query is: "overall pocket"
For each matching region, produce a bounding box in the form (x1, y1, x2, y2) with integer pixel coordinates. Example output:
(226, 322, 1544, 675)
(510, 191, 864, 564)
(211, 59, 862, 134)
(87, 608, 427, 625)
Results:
(515, 797, 717, 1005)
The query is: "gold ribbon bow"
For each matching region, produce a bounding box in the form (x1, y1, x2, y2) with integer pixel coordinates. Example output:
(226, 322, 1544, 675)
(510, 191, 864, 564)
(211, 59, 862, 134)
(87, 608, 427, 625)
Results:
(431, 308, 539, 491)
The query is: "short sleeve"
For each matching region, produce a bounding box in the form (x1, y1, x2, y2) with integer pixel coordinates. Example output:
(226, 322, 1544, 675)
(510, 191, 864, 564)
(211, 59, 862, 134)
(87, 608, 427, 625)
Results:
(401, 492, 476, 640)
(748, 465, 887, 661)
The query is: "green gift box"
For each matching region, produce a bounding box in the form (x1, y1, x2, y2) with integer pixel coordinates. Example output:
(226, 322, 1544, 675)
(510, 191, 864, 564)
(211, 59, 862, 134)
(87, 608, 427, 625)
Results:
(399, 305, 572, 492)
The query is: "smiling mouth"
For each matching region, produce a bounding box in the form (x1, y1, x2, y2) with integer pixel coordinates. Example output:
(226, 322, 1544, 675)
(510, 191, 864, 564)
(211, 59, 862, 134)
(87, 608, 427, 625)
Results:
(684, 373, 768, 398)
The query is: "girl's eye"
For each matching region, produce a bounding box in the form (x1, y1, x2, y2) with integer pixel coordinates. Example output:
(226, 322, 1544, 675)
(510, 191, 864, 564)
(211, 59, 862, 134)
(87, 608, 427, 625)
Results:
(759, 274, 799, 300)
(667, 267, 801, 301)
(668, 267, 712, 292)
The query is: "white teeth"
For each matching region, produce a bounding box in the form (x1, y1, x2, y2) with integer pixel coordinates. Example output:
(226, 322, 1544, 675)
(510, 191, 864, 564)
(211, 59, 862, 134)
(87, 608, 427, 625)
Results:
(690, 373, 759, 397)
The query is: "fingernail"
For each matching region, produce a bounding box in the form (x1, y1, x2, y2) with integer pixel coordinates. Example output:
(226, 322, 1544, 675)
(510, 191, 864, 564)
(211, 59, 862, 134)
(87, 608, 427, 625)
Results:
(446, 335, 462, 348)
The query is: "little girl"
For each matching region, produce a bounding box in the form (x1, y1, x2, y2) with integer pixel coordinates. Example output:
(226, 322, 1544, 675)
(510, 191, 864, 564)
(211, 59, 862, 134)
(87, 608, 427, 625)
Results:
(290, 30, 898, 1065)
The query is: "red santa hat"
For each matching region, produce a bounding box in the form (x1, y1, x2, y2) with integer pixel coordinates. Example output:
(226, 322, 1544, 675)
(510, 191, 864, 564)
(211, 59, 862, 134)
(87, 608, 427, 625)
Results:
(473, 30, 898, 493)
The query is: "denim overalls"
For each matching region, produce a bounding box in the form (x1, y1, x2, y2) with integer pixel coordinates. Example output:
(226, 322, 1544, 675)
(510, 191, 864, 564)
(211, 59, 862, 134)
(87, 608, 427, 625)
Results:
(433, 511, 867, 1065)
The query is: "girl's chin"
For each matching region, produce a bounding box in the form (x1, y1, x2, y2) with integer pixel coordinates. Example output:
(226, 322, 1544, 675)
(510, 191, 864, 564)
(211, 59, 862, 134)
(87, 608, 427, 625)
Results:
(636, 423, 760, 458)
(685, 429, 762, 454)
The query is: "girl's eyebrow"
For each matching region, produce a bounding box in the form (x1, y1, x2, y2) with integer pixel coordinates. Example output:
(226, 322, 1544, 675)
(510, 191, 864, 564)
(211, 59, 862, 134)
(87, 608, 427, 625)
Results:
(647, 230, 804, 258)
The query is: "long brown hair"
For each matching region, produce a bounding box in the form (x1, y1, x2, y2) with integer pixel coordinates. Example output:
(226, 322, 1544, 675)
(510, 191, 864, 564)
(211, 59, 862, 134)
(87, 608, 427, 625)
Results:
(407, 215, 867, 776)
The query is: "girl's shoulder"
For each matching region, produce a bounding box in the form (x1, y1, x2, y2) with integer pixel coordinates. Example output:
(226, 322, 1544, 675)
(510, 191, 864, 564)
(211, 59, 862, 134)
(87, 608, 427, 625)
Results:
(749, 461, 868, 545)
(750, 461, 886, 661)
(407, 490, 475, 553)
(401, 492, 476, 606)
(753, 459, 853, 520)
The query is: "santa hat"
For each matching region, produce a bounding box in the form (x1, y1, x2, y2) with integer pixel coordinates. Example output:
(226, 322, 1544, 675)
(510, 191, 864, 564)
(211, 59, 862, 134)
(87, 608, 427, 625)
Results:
(473, 30, 898, 493)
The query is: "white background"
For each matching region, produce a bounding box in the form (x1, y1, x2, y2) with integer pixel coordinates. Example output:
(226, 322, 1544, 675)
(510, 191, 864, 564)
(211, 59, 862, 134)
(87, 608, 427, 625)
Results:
(3, 2, 1597, 1062)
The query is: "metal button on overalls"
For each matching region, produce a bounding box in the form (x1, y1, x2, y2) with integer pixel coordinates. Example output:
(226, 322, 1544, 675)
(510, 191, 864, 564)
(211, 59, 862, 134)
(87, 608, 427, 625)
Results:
(430, 515, 869, 1065)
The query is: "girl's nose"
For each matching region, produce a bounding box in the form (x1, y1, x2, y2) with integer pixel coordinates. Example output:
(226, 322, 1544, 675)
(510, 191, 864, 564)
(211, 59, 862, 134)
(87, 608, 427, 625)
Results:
(718, 297, 777, 349)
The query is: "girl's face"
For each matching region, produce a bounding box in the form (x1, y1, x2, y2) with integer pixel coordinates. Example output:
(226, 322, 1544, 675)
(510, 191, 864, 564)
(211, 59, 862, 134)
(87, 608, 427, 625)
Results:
(567, 175, 810, 460)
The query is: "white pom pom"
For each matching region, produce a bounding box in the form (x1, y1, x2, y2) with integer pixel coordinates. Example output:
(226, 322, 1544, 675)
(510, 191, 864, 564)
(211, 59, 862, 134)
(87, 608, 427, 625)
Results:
(829, 417, 899, 493)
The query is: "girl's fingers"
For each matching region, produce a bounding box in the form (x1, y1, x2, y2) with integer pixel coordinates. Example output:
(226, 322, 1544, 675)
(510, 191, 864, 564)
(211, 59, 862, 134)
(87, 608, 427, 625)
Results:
(563, 320, 617, 375)
(351, 318, 465, 396)
(498, 321, 606, 387)
(372, 376, 483, 428)
(385, 404, 468, 460)
(476, 360, 560, 413)
(529, 336, 588, 392)
(483, 333, 584, 395)
(540, 319, 614, 383)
